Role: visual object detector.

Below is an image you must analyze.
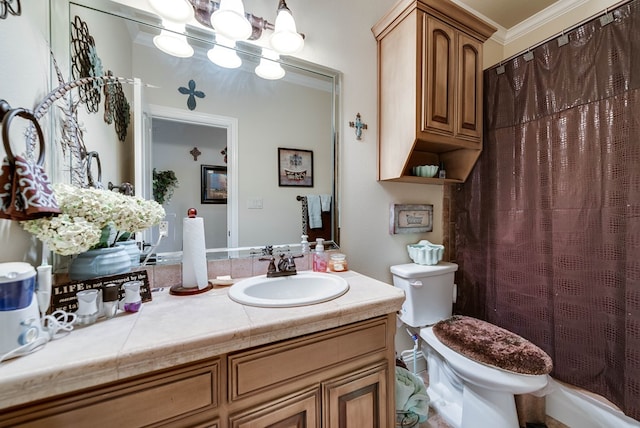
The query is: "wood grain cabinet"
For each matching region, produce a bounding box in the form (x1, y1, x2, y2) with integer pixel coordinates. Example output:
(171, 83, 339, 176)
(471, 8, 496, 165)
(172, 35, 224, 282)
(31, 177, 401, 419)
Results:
(0, 315, 395, 428)
(323, 363, 388, 428)
(372, 0, 496, 183)
(0, 358, 222, 427)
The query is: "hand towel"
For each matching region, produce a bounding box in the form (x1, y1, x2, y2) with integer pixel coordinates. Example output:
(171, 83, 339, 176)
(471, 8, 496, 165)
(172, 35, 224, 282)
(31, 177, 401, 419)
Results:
(320, 194, 332, 212)
(307, 194, 322, 229)
(395, 366, 430, 422)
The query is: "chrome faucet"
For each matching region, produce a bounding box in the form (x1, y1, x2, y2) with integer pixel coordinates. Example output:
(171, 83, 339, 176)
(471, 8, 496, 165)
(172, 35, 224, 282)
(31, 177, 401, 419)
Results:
(259, 253, 303, 278)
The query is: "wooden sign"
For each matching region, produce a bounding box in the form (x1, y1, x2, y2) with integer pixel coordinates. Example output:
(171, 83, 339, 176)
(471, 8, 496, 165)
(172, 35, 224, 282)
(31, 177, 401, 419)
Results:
(390, 204, 434, 234)
(51, 270, 152, 313)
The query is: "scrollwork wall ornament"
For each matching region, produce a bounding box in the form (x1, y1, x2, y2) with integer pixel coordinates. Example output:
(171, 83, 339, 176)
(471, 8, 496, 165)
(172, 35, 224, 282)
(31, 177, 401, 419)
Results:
(71, 15, 102, 113)
(0, 0, 21, 19)
(103, 70, 131, 141)
(30, 55, 132, 187)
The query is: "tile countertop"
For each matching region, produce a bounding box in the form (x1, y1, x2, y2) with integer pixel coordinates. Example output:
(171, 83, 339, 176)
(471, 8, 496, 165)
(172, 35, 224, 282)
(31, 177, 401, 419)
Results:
(0, 270, 405, 410)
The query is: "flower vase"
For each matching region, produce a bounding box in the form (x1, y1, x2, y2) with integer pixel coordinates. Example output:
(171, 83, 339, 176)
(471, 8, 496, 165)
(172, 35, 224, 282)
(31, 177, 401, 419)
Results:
(68, 246, 132, 281)
(116, 240, 141, 267)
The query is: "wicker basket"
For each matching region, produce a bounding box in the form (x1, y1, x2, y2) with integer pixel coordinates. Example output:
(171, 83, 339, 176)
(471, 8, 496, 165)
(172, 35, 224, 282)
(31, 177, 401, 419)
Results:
(396, 411, 420, 427)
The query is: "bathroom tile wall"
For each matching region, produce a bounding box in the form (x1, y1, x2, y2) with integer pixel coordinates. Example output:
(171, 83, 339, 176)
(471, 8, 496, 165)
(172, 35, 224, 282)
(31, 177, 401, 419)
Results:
(147, 254, 313, 289)
(54, 254, 315, 290)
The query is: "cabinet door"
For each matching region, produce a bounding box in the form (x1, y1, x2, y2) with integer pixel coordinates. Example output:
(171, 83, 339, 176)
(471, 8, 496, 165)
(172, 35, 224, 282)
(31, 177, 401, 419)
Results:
(456, 32, 483, 142)
(423, 15, 456, 136)
(229, 387, 320, 428)
(323, 364, 388, 428)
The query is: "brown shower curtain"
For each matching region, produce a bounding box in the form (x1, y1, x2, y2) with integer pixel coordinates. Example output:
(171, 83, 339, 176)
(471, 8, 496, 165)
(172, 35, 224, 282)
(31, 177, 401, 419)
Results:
(454, 0, 640, 421)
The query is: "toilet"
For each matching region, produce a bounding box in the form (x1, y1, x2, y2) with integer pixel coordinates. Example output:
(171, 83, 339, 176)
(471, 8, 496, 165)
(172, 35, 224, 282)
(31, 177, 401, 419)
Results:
(391, 262, 551, 428)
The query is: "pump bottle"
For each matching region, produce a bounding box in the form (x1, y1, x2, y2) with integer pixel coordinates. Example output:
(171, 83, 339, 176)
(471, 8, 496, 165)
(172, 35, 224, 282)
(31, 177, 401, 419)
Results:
(313, 238, 328, 272)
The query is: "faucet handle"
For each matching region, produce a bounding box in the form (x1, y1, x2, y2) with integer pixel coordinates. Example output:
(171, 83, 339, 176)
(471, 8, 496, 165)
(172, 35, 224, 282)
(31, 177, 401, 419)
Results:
(259, 256, 277, 274)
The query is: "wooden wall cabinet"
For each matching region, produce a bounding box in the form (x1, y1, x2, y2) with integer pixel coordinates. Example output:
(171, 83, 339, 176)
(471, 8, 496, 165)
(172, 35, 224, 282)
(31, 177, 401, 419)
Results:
(372, 0, 496, 183)
(0, 316, 395, 428)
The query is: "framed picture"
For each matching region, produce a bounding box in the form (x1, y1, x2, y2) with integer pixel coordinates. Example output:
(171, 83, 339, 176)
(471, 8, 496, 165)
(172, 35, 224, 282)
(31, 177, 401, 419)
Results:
(278, 147, 313, 187)
(201, 165, 227, 204)
(390, 204, 434, 234)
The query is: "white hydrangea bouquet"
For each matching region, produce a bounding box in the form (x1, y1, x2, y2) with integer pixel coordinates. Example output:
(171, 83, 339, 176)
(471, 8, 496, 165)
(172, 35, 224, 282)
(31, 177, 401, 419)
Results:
(21, 183, 165, 255)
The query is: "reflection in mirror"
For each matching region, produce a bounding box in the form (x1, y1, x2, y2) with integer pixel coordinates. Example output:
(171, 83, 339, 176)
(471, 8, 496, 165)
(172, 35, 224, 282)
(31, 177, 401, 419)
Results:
(50, 0, 340, 262)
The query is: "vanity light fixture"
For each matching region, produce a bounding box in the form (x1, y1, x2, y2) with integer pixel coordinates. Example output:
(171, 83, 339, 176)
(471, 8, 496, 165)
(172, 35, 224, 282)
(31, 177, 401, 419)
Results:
(270, 0, 304, 55)
(255, 48, 285, 80)
(153, 19, 193, 58)
(148, 0, 193, 23)
(210, 0, 252, 41)
(153, 20, 194, 58)
(207, 34, 242, 69)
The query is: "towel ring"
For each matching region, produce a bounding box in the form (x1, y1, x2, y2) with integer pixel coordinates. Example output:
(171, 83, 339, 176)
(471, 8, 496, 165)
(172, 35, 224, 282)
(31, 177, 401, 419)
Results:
(85, 151, 103, 188)
(1, 102, 45, 168)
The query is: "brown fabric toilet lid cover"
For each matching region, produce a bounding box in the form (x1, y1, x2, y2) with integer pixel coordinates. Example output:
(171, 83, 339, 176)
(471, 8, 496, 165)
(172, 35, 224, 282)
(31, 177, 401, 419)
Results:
(432, 315, 553, 375)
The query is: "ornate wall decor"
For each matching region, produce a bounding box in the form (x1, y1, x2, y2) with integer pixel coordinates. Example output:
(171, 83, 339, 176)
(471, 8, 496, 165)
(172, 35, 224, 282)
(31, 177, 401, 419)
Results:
(0, 0, 21, 19)
(178, 79, 205, 111)
(71, 15, 103, 113)
(348, 112, 368, 141)
(103, 70, 130, 141)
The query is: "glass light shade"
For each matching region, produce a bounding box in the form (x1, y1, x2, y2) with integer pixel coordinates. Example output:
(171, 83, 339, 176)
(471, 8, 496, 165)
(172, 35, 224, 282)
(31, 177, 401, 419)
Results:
(148, 0, 194, 23)
(153, 21, 193, 58)
(208, 35, 242, 69)
(210, 0, 252, 41)
(255, 49, 285, 80)
(270, 8, 304, 54)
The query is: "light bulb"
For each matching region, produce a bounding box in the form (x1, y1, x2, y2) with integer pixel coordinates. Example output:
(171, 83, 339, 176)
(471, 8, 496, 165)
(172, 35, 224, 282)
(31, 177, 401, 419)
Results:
(270, 1, 304, 54)
(148, 0, 194, 23)
(208, 35, 242, 69)
(255, 48, 285, 80)
(211, 0, 252, 41)
(153, 20, 194, 58)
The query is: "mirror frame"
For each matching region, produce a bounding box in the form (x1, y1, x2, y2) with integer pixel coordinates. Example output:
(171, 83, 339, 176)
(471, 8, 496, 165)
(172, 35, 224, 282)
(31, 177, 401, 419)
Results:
(49, 0, 342, 259)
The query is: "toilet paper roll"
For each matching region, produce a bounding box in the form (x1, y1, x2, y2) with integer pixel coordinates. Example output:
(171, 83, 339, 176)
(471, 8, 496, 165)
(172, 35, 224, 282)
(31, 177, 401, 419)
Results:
(182, 216, 208, 290)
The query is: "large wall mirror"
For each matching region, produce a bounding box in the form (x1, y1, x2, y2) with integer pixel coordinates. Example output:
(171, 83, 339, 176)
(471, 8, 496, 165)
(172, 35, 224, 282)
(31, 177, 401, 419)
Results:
(50, 0, 340, 261)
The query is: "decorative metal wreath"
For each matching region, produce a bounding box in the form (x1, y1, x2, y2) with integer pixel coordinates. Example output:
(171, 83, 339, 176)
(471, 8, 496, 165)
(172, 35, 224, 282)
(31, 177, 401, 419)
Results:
(70, 15, 103, 113)
(103, 70, 131, 141)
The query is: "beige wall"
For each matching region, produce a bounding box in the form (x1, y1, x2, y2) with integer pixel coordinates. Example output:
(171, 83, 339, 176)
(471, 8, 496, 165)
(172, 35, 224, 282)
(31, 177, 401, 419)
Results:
(0, 0, 50, 265)
(0, 0, 618, 282)
(487, 0, 620, 68)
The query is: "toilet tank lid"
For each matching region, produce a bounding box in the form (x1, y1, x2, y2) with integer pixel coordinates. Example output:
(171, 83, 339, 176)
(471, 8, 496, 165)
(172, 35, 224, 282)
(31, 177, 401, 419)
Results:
(390, 262, 458, 279)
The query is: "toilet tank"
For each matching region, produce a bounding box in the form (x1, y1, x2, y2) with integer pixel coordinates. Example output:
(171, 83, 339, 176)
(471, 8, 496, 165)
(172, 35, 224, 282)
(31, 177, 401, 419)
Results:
(391, 262, 458, 327)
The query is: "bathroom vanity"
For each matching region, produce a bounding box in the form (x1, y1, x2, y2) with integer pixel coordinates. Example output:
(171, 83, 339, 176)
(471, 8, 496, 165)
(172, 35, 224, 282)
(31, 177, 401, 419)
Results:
(0, 271, 404, 427)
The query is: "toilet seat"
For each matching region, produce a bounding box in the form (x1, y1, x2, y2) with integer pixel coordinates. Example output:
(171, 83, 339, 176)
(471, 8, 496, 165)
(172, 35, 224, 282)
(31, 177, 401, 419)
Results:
(432, 315, 553, 376)
(421, 326, 549, 394)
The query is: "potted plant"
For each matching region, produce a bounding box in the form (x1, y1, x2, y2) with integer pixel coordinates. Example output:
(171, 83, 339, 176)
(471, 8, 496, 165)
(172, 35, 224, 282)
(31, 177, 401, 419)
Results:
(152, 168, 179, 205)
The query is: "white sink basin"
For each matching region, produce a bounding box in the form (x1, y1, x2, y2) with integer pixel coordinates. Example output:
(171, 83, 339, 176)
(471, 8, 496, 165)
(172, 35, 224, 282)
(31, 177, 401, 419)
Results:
(228, 272, 349, 307)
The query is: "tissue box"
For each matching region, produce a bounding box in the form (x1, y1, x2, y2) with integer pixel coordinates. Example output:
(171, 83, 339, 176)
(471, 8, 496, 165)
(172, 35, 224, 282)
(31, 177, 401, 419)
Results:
(407, 240, 444, 265)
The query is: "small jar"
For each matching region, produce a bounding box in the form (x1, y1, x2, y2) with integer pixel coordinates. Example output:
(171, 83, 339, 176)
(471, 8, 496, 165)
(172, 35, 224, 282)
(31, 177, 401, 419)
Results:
(328, 253, 348, 272)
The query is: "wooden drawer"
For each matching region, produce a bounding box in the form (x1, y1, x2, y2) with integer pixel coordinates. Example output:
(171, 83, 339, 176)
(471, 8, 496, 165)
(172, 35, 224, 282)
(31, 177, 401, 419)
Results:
(228, 317, 389, 401)
(1, 358, 220, 427)
(229, 387, 320, 428)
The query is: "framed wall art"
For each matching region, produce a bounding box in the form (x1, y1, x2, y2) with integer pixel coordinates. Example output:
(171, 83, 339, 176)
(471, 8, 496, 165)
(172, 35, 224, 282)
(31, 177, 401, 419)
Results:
(278, 147, 313, 187)
(390, 204, 434, 234)
(201, 165, 227, 204)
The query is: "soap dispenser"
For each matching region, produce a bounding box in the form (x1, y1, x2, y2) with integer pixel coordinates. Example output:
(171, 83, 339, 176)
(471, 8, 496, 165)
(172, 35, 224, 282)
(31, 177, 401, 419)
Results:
(301, 235, 310, 254)
(313, 238, 328, 272)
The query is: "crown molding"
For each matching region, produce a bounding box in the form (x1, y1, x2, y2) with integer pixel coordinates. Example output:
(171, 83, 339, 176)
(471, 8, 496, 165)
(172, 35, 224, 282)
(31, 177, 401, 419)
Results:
(504, 0, 589, 44)
(450, 0, 588, 46)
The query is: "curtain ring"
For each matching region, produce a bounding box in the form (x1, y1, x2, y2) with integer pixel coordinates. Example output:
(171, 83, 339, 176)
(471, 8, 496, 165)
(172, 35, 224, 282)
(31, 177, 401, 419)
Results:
(1, 105, 45, 168)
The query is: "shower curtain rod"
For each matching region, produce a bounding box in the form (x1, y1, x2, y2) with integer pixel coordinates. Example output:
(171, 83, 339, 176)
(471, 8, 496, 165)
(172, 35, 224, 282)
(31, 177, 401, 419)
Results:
(494, 0, 634, 69)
